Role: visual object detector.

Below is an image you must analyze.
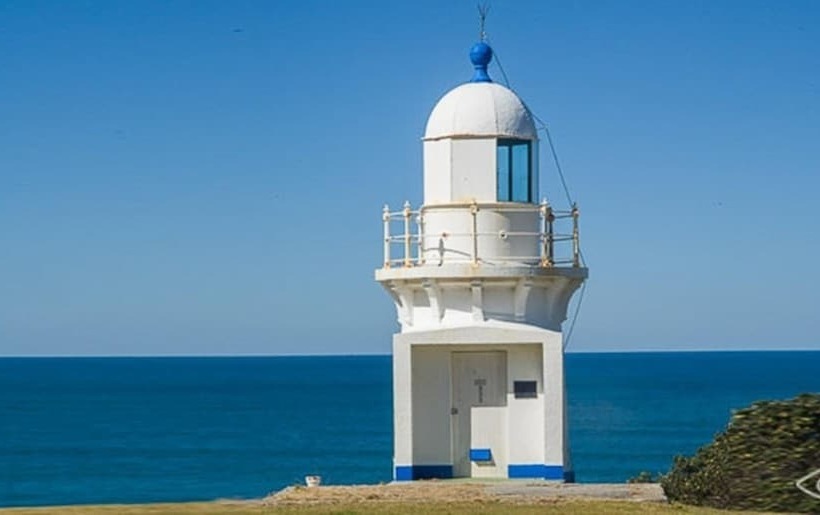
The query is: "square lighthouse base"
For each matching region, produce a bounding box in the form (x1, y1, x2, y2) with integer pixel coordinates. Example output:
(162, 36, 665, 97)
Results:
(392, 325, 573, 482)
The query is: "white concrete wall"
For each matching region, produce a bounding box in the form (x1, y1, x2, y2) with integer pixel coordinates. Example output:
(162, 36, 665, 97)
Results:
(423, 138, 498, 205)
(421, 206, 540, 267)
(421, 207, 475, 266)
(394, 329, 567, 480)
(524, 287, 552, 328)
(506, 344, 546, 466)
(450, 138, 496, 202)
(411, 289, 434, 328)
(439, 286, 472, 327)
(423, 140, 452, 204)
(393, 338, 413, 468)
(542, 340, 566, 469)
(482, 285, 515, 322)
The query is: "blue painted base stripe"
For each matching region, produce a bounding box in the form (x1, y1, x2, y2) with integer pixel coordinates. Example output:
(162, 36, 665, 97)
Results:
(395, 464, 566, 481)
(508, 464, 565, 480)
(394, 465, 453, 481)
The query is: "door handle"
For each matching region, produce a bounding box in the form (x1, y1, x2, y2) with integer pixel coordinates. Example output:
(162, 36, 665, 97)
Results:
(451, 407, 458, 415)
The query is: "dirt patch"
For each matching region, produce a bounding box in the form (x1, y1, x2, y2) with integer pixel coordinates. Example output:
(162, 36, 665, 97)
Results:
(267, 482, 491, 505)
(264, 481, 666, 506)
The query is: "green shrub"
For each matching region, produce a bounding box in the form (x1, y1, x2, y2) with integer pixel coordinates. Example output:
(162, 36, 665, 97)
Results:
(660, 393, 820, 513)
(627, 471, 659, 484)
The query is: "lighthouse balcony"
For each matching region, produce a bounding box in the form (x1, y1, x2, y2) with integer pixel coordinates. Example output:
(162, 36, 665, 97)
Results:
(381, 201, 581, 269)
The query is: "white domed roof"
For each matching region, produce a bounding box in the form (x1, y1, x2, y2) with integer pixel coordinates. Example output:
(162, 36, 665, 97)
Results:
(424, 82, 538, 141)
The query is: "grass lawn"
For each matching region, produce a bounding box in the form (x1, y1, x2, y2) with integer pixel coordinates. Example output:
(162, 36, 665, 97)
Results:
(0, 500, 773, 515)
(0, 482, 777, 514)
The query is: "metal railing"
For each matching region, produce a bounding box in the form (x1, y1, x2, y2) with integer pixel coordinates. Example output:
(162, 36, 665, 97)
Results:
(381, 200, 581, 269)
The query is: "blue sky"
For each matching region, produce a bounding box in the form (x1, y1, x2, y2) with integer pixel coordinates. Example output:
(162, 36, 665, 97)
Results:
(1, 1, 818, 355)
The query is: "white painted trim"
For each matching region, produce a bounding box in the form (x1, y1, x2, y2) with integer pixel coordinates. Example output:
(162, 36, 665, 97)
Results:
(513, 278, 532, 321)
(422, 280, 444, 322)
(471, 281, 484, 322)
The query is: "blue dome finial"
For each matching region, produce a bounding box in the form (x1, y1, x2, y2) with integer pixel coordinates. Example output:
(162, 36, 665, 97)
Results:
(469, 42, 493, 83)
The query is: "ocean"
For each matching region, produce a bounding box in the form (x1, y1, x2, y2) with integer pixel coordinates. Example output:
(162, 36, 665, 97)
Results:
(1, 351, 817, 507)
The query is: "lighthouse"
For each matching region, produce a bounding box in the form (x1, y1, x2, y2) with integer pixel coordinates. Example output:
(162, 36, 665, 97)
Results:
(376, 41, 587, 482)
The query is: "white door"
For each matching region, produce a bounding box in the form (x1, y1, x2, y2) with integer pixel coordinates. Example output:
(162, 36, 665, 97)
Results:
(451, 351, 507, 477)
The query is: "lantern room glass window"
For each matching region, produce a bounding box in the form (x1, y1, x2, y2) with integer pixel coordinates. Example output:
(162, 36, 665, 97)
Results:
(497, 139, 532, 203)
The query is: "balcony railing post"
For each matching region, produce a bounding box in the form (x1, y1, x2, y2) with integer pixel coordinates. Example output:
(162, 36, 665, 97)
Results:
(416, 210, 424, 266)
(403, 201, 412, 268)
(572, 203, 580, 268)
(539, 199, 553, 267)
(382, 204, 391, 268)
(548, 206, 555, 267)
(470, 201, 479, 265)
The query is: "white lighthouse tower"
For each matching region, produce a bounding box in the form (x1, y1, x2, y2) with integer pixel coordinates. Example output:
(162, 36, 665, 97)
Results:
(376, 41, 587, 482)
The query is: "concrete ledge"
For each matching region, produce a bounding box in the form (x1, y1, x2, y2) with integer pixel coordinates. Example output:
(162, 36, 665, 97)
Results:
(376, 263, 588, 282)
